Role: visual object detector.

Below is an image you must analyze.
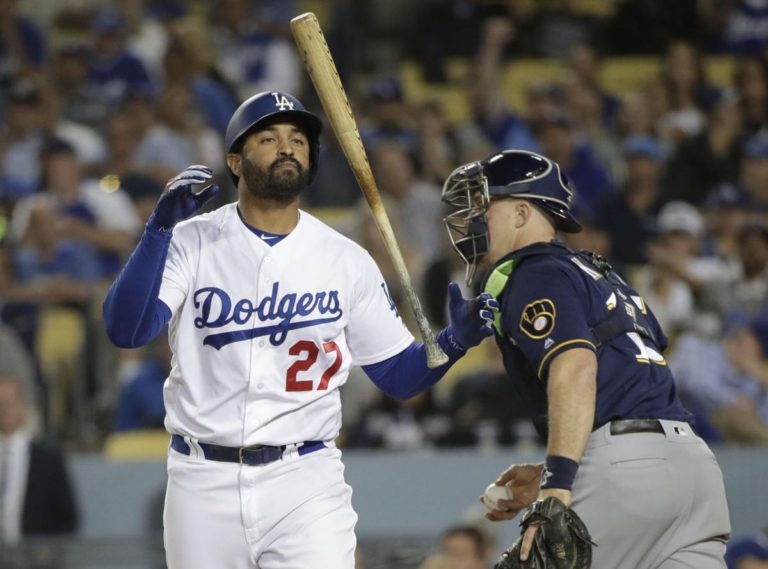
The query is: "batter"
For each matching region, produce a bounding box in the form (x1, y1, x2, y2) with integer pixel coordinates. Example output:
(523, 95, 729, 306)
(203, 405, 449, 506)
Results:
(103, 91, 497, 568)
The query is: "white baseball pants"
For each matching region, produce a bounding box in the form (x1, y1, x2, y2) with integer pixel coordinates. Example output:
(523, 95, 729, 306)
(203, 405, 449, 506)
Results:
(163, 443, 357, 568)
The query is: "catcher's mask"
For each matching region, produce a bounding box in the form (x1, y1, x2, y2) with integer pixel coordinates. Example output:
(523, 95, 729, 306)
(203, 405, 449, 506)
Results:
(441, 149, 581, 284)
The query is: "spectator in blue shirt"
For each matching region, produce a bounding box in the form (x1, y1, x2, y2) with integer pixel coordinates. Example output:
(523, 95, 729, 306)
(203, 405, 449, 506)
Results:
(10, 138, 140, 279)
(701, 183, 752, 276)
(595, 135, 667, 270)
(208, 0, 300, 101)
(87, 8, 155, 108)
(460, 18, 539, 158)
(0, 199, 99, 356)
(360, 76, 419, 156)
(0, 0, 46, 92)
(670, 316, 768, 444)
(534, 109, 615, 216)
(713, 0, 768, 56)
(133, 83, 224, 182)
(739, 132, 768, 209)
(12, 199, 101, 289)
(161, 38, 237, 136)
(51, 41, 111, 130)
(1, 81, 46, 200)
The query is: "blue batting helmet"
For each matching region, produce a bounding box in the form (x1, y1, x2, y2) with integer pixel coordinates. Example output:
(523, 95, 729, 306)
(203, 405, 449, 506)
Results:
(225, 91, 323, 185)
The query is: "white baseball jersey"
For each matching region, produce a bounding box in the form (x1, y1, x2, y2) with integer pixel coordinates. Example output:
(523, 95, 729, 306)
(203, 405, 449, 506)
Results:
(158, 203, 414, 447)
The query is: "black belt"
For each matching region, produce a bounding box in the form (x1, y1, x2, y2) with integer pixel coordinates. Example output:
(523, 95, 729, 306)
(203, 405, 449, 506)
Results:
(171, 435, 325, 466)
(609, 419, 665, 435)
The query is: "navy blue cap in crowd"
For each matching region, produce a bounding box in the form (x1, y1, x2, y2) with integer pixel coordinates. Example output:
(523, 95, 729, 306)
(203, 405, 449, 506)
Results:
(700, 86, 739, 113)
(622, 135, 666, 162)
(483, 150, 582, 233)
(707, 183, 752, 210)
(147, 1, 188, 21)
(91, 8, 125, 35)
(370, 77, 404, 103)
(40, 138, 77, 159)
(224, 91, 323, 185)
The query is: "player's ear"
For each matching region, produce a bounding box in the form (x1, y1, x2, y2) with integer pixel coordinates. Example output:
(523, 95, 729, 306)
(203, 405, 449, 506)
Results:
(227, 153, 242, 177)
(514, 201, 530, 228)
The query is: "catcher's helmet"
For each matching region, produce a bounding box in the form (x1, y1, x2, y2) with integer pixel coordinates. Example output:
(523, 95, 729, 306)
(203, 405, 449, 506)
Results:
(225, 91, 323, 186)
(442, 149, 581, 284)
(481, 150, 581, 233)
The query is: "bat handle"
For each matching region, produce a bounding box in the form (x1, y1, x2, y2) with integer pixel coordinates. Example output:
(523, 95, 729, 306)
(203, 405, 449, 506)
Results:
(425, 330, 450, 368)
(400, 277, 448, 368)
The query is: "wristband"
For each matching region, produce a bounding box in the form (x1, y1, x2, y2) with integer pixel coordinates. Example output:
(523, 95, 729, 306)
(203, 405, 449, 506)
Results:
(440, 326, 468, 356)
(540, 455, 579, 490)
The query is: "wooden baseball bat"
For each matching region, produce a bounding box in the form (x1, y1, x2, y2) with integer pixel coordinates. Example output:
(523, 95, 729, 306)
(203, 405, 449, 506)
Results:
(290, 12, 448, 368)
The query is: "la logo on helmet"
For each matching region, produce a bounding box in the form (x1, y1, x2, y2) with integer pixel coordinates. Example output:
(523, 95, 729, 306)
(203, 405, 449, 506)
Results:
(272, 93, 295, 111)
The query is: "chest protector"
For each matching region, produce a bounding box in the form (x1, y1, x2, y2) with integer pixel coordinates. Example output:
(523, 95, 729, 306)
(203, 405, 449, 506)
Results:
(483, 243, 659, 348)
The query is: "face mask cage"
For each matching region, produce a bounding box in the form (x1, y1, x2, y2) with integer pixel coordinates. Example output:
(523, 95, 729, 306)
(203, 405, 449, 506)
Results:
(441, 161, 491, 285)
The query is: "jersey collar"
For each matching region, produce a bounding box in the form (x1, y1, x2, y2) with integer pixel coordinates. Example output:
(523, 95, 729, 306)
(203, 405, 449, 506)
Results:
(484, 240, 570, 288)
(231, 204, 305, 251)
(482, 240, 570, 335)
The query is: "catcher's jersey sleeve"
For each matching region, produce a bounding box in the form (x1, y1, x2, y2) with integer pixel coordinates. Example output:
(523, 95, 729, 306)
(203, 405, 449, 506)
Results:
(503, 260, 596, 380)
(345, 252, 414, 366)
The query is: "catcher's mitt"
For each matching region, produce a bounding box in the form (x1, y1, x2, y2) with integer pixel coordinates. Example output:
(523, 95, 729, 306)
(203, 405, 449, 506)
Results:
(494, 497, 596, 569)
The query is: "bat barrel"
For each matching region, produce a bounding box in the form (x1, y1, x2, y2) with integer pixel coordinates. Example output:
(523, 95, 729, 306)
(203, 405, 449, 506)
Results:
(291, 12, 448, 368)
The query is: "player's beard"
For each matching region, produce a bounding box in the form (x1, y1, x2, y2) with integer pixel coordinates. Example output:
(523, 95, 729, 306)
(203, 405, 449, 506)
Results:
(241, 155, 310, 204)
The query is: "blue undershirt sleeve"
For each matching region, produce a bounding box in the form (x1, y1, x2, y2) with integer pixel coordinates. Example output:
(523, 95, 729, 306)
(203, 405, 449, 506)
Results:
(103, 227, 174, 348)
(361, 328, 468, 400)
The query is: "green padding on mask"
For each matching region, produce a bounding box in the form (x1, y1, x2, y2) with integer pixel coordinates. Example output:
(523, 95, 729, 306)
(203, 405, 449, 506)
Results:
(483, 259, 515, 335)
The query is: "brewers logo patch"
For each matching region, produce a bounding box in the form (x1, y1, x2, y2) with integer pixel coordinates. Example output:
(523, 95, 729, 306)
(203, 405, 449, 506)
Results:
(520, 299, 556, 339)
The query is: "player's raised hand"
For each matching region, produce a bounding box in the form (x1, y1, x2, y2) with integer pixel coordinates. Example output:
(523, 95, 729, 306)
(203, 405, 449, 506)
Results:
(147, 165, 220, 232)
(447, 281, 499, 349)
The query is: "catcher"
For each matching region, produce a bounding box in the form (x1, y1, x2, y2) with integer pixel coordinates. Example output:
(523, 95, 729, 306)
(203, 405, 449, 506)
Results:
(441, 150, 731, 569)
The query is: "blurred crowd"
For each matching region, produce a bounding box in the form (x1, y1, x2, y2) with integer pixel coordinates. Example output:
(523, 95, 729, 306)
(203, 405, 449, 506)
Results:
(1, 0, 768, 563)
(1, 0, 768, 461)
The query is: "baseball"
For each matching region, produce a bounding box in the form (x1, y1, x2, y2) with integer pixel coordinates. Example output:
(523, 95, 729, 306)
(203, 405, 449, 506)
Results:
(483, 482, 514, 511)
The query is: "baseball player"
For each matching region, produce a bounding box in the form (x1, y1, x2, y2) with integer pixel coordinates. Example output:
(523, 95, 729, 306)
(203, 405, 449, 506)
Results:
(102, 91, 497, 569)
(441, 149, 731, 568)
